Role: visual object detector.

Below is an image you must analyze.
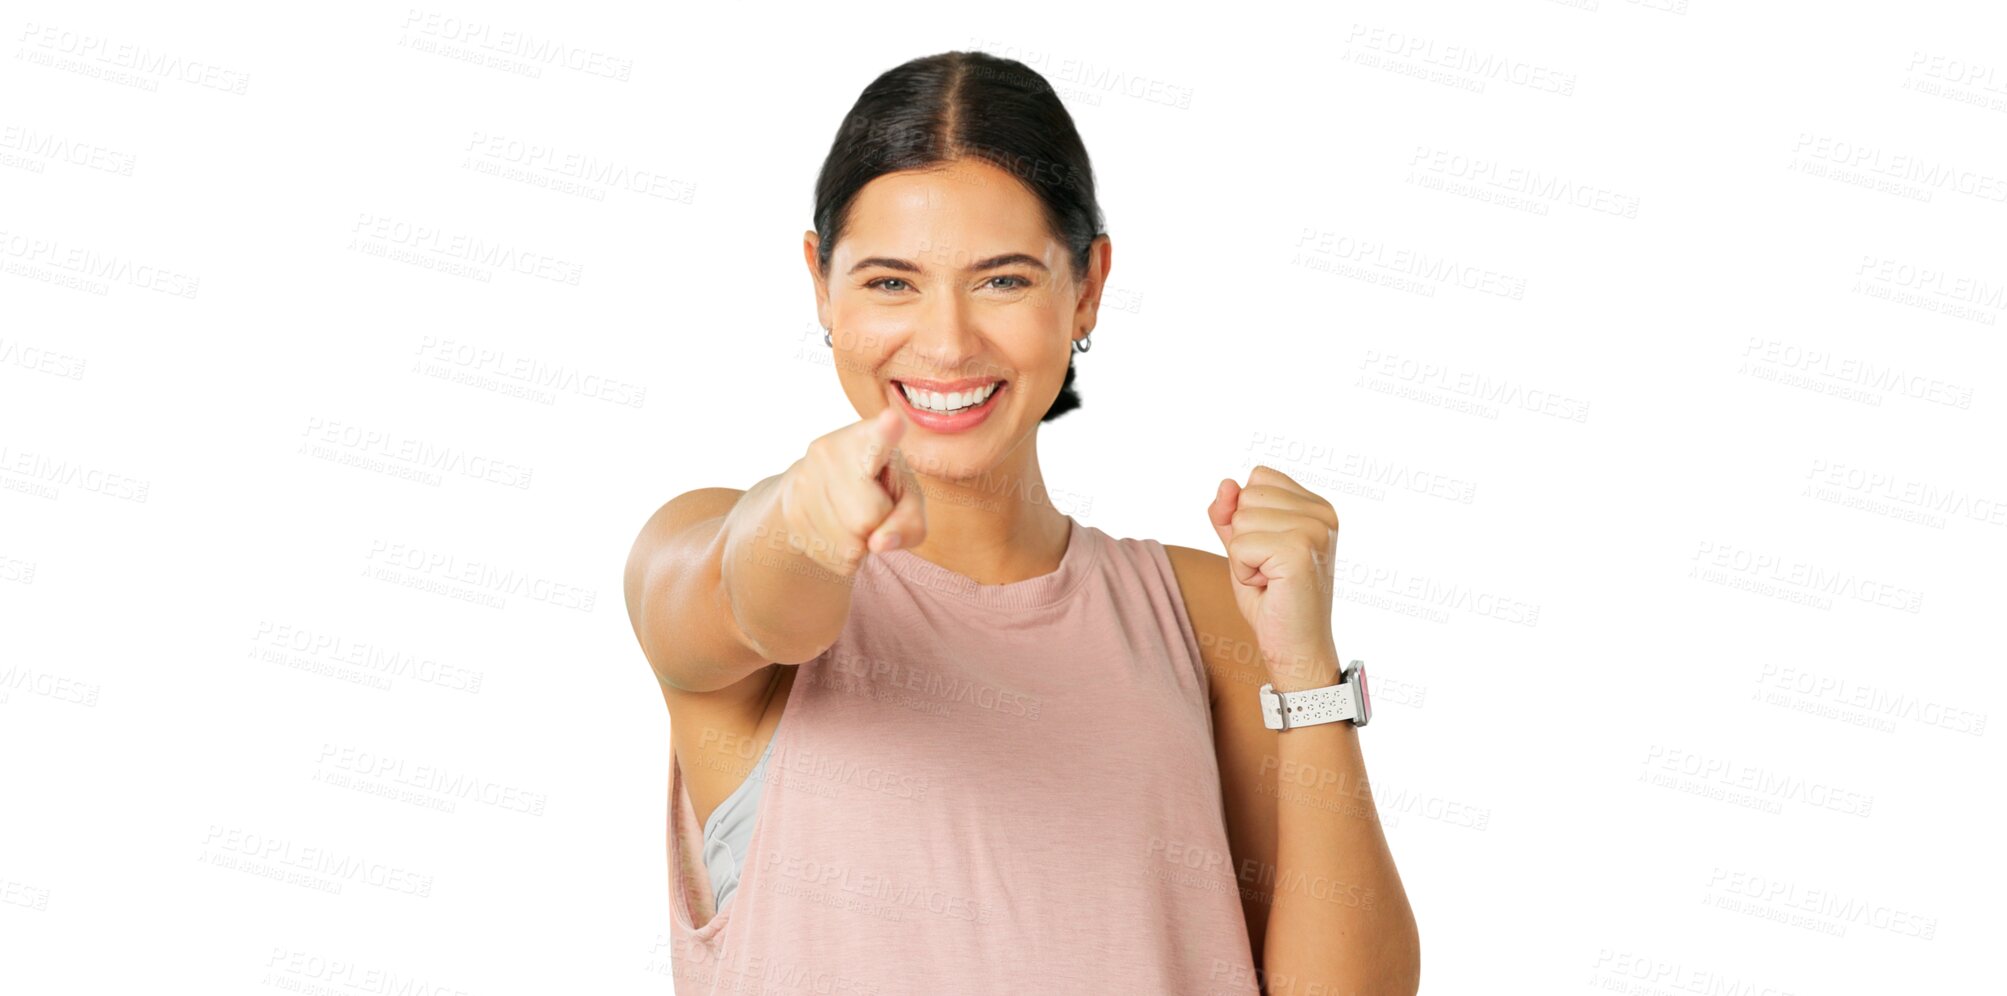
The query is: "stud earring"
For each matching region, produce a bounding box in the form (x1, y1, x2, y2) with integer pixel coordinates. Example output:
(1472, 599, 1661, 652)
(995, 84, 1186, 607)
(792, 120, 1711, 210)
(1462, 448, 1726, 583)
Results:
(1073, 332, 1092, 354)
(824, 327, 832, 348)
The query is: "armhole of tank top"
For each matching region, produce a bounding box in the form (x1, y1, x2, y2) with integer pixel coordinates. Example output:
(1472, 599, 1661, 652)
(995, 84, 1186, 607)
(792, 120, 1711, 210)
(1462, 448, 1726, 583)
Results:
(668, 746, 717, 932)
(668, 658, 806, 941)
(1146, 538, 1217, 732)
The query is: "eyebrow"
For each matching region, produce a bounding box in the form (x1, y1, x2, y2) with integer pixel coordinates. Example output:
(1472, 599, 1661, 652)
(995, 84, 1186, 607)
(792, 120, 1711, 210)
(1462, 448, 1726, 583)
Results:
(848, 252, 1049, 275)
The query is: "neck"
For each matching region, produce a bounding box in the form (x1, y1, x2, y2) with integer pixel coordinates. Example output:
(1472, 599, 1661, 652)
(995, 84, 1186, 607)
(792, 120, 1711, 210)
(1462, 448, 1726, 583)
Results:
(901, 434, 1072, 586)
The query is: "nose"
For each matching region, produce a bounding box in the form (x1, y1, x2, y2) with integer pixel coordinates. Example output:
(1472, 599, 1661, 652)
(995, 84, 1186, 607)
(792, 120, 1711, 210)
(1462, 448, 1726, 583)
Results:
(903, 291, 984, 378)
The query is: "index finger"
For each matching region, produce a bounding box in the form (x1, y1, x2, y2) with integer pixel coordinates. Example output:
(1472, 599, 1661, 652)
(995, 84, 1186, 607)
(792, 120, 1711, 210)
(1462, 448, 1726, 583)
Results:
(849, 405, 909, 482)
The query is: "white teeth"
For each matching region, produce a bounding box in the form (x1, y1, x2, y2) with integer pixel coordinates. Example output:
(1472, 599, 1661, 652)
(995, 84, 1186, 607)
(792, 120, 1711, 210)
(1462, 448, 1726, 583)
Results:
(900, 381, 999, 413)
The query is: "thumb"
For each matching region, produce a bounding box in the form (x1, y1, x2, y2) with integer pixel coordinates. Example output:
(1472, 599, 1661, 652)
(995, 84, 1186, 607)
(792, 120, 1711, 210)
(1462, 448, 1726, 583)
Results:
(1207, 477, 1240, 551)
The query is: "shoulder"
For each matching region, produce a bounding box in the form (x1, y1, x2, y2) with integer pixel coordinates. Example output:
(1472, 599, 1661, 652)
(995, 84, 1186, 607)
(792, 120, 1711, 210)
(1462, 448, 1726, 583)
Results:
(1161, 542, 1226, 600)
(1161, 544, 1232, 652)
(1161, 544, 1267, 709)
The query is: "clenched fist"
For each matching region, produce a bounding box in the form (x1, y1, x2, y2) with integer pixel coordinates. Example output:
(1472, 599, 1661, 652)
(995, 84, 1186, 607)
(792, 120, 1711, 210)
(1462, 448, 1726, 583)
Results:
(1206, 465, 1341, 685)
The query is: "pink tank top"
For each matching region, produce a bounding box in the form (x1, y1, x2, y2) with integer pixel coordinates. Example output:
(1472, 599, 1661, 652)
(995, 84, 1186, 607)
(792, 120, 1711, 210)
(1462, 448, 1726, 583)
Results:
(665, 516, 1263, 995)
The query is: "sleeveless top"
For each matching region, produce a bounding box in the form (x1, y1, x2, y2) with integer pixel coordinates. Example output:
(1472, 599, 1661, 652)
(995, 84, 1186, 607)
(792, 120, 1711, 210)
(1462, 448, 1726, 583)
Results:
(665, 516, 1263, 995)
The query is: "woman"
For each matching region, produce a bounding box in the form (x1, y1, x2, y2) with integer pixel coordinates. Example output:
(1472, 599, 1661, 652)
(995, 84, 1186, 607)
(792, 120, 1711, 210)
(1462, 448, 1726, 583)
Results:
(623, 50, 1420, 995)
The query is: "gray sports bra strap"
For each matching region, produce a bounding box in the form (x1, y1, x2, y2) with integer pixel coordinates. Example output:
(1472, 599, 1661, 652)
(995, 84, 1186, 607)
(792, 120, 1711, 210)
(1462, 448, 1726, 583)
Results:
(698, 730, 777, 912)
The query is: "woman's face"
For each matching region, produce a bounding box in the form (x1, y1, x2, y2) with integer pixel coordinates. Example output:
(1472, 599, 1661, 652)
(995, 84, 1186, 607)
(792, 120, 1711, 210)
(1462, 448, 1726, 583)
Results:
(806, 156, 1108, 484)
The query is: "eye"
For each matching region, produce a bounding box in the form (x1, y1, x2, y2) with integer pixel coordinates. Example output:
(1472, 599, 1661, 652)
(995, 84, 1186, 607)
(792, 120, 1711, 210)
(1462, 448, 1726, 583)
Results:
(985, 275, 1031, 290)
(865, 277, 911, 293)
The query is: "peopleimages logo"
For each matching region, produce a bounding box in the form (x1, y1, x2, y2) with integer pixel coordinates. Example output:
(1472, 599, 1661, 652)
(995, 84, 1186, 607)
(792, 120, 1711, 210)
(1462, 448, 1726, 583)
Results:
(413, 336, 648, 408)
(362, 540, 598, 612)
(1407, 145, 1641, 218)
(349, 212, 583, 286)
(1294, 230, 1528, 301)
(1343, 23, 1578, 96)
(1355, 349, 1589, 423)
(0, 124, 138, 176)
(1791, 133, 2007, 202)
(15, 21, 252, 94)
(0, 229, 199, 299)
(300, 416, 535, 490)
(400, 9, 634, 81)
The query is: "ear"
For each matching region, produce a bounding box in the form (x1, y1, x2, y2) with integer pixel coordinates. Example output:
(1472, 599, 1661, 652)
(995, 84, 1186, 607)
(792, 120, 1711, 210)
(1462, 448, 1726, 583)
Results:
(1074, 234, 1112, 331)
(803, 230, 831, 330)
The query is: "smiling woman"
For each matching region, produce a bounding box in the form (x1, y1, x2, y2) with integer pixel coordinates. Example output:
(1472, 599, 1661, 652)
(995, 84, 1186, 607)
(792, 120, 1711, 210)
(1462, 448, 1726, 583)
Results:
(623, 48, 1419, 996)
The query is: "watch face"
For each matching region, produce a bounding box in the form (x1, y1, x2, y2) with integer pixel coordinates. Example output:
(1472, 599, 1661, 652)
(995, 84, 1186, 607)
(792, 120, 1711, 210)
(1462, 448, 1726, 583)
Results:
(1351, 660, 1371, 726)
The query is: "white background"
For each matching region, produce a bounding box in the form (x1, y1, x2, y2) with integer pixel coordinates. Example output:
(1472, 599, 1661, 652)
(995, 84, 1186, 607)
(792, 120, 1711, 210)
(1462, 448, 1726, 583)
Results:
(3, 1, 2002, 993)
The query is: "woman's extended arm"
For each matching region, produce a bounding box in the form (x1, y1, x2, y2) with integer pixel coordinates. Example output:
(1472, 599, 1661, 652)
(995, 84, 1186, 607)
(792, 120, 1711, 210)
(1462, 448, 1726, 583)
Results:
(623, 408, 926, 694)
(623, 475, 852, 694)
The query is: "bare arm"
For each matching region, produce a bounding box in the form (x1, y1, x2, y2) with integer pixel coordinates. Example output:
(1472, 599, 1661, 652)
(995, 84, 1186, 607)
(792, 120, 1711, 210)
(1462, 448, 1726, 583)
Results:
(623, 408, 927, 695)
(716, 470, 865, 671)
(1171, 544, 1420, 996)
(622, 477, 850, 694)
(1256, 650, 1421, 995)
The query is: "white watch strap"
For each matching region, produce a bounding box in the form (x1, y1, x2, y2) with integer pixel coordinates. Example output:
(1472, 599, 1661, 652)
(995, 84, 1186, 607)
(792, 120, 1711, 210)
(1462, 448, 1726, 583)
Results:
(1260, 680, 1360, 730)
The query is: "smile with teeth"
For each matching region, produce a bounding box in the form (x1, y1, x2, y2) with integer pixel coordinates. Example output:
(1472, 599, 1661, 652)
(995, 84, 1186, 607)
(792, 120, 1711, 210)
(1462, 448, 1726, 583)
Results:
(898, 380, 1003, 413)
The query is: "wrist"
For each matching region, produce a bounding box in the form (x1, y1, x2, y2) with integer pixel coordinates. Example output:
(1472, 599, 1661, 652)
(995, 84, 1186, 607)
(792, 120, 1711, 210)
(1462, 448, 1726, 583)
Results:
(1263, 644, 1342, 692)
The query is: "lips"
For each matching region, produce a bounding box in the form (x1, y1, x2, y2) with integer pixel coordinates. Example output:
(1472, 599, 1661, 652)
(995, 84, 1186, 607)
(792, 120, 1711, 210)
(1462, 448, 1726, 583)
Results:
(888, 378, 1008, 432)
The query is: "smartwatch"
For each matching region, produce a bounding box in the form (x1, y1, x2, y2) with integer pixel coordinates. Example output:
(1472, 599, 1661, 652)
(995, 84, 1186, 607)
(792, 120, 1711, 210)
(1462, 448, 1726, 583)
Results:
(1259, 659, 1370, 731)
